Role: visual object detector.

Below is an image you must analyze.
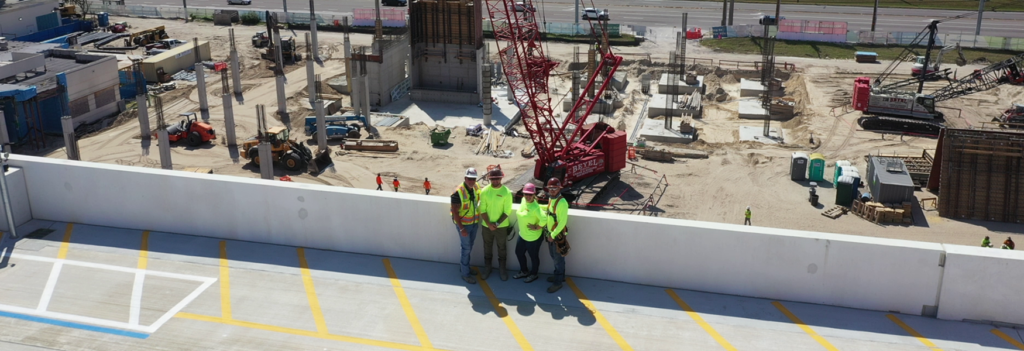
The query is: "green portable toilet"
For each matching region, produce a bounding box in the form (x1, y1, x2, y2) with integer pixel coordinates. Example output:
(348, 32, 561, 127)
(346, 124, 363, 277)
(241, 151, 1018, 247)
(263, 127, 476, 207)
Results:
(835, 175, 856, 206)
(833, 160, 851, 186)
(808, 153, 826, 182)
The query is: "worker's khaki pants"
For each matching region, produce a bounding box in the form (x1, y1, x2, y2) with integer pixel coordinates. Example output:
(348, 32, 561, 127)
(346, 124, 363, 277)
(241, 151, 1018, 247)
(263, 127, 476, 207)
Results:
(481, 226, 509, 268)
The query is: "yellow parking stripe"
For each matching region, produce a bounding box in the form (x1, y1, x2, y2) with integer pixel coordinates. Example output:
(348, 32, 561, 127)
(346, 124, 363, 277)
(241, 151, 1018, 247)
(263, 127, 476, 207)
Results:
(137, 231, 150, 269)
(475, 272, 533, 350)
(219, 241, 232, 320)
(383, 258, 433, 349)
(772, 301, 839, 351)
(886, 314, 943, 351)
(666, 289, 737, 351)
(297, 248, 328, 334)
(57, 223, 73, 259)
(992, 329, 1024, 350)
(566, 277, 634, 351)
(176, 312, 439, 351)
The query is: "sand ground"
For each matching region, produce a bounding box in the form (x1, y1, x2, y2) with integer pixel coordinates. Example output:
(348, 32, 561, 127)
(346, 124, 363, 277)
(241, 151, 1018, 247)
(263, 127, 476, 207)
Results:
(27, 17, 1024, 247)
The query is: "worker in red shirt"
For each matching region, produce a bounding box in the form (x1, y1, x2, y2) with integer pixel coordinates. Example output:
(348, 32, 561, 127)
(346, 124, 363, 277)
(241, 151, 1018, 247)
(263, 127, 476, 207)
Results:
(376, 173, 383, 191)
(393, 177, 400, 192)
(424, 178, 432, 195)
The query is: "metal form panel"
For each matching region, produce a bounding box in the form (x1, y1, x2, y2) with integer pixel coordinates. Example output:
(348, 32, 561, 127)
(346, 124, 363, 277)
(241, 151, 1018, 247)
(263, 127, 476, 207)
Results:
(937, 129, 1024, 223)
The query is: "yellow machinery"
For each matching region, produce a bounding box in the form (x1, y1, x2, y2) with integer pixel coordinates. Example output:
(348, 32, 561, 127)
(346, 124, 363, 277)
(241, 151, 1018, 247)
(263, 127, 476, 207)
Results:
(240, 126, 332, 174)
(130, 26, 169, 46)
(57, 3, 81, 18)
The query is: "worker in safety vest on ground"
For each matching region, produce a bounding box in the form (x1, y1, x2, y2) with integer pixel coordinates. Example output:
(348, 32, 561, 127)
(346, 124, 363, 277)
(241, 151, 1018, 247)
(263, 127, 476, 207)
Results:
(1003, 237, 1015, 250)
(544, 178, 569, 293)
(982, 236, 992, 248)
(478, 168, 513, 281)
(376, 173, 383, 191)
(393, 177, 400, 192)
(744, 206, 752, 226)
(514, 183, 546, 283)
(451, 168, 481, 284)
(424, 178, 431, 195)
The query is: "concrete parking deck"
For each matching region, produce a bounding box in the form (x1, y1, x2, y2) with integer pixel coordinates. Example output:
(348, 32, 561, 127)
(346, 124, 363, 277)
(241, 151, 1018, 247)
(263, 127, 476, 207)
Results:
(0, 220, 1022, 351)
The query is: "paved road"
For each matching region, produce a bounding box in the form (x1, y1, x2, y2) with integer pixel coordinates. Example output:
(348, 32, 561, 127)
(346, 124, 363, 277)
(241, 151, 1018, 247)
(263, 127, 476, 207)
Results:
(155, 0, 1024, 36)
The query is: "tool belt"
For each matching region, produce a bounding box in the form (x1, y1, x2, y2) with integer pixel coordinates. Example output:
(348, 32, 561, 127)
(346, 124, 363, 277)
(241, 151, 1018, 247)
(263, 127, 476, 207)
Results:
(553, 227, 570, 257)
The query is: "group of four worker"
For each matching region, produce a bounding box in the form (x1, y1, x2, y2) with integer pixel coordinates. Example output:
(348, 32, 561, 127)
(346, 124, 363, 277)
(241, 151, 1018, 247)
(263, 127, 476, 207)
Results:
(450, 167, 569, 293)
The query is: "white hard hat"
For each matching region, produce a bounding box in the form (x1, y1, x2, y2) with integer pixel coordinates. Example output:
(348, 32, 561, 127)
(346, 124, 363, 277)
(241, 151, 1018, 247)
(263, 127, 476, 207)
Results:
(465, 167, 478, 178)
(747, 206, 751, 210)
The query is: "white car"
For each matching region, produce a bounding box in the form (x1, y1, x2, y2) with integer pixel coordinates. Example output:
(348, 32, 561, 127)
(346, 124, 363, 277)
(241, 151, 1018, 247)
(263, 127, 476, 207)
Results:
(227, 0, 251, 5)
(582, 8, 608, 20)
(513, 2, 535, 12)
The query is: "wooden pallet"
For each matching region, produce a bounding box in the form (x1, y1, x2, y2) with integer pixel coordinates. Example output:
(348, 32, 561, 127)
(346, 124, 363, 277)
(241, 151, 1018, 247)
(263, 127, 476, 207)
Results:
(821, 206, 847, 219)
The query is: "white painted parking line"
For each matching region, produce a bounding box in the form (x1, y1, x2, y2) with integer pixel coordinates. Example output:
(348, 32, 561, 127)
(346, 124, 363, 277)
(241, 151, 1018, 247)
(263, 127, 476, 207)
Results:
(36, 262, 63, 312)
(8, 253, 217, 334)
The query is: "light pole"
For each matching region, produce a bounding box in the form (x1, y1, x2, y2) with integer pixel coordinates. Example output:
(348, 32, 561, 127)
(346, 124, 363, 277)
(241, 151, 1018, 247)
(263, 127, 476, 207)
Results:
(871, 0, 879, 32)
(0, 144, 16, 238)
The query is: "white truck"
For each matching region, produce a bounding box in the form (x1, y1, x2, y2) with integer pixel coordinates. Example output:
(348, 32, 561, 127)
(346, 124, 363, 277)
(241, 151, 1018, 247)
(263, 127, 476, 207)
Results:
(582, 8, 608, 21)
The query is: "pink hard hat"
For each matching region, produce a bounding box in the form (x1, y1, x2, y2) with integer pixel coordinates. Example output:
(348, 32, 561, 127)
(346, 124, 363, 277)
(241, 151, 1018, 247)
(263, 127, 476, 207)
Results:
(523, 183, 536, 194)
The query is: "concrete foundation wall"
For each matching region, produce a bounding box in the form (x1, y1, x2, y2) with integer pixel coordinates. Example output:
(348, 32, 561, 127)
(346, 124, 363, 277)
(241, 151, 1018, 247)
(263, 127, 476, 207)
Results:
(6, 155, 1024, 325)
(0, 167, 32, 231)
(411, 43, 477, 94)
(65, 56, 121, 126)
(410, 89, 478, 104)
(366, 39, 410, 107)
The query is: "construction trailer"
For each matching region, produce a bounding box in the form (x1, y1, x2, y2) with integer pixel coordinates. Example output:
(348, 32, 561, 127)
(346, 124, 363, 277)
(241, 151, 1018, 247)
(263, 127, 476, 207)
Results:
(140, 41, 212, 82)
(932, 128, 1024, 223)
(865, 156, 915, 204)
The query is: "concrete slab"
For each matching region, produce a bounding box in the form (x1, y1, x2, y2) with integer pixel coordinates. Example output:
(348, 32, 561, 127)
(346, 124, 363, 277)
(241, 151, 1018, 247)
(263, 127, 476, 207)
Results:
(739, 125, 785, 144)
(0, 220, 1020, 351)
(740, 78, 785, 98)
(658, 73, 705, 95)
(739, 100, 770, 119)
(639, 118, 697, 144)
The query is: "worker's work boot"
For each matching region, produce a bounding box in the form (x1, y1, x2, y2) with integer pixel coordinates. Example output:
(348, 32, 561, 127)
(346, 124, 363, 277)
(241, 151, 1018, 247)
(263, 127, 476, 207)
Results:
(499, 262, 508, 281)
(481, 266, 492, 280)
(547, 283, 562, 293)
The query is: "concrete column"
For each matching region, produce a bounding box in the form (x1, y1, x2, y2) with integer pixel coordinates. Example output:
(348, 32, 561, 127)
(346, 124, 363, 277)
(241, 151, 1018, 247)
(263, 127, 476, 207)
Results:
(222, 93, 236, 147)
(272, 27, 285, 70)
(309, 0, 318, 61)
(61, 115, 80, 161)
(230, 29, 243, 96)
(157, 128, 172, 170)
(315, 99, 327, 152)
(0, 110, 10, 146)
(306, 34, 316, 106)
(195, 63, 209, 118)
(363, 68, 371, 127)
(477, 46, 485, 104)
(258, 142, 273, 179)
(344, 30, 352, 99)
(482, 64, 492, 126)
(276, 75, 287, 117)
(136, 94, 150, 140)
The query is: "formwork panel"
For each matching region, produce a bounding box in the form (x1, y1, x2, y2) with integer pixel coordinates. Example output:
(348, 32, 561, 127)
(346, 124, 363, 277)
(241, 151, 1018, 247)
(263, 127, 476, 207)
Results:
(938, 129, 1024, 223)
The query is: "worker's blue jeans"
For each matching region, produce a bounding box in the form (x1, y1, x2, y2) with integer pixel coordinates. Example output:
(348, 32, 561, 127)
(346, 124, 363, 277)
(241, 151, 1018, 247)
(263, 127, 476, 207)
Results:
(547, 240, 565, 285)
(457, 224, 479, 277)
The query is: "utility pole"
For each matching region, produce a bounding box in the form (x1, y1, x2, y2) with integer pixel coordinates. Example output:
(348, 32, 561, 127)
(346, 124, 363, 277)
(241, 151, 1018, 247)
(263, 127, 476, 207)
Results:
(182, 0, 188, 23)
(728, 0, 735, 26)
(976, 0, 986, 36)
(774, 0, 781, 25)
(721, 0, 727, 26)
(871, 0, 879, 32)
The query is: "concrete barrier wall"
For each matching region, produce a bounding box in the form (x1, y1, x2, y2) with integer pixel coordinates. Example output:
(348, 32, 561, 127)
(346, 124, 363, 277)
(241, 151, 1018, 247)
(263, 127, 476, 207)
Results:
(0, 167, 32, 231)
(938, 246, 1024, 325)
(8, 155, 1024, 324)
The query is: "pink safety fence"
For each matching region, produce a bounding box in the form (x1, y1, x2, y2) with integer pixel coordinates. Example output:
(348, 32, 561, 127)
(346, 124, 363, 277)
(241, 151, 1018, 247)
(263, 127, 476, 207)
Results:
(779, 20, 847, 35)
(353, 8, 406, 21)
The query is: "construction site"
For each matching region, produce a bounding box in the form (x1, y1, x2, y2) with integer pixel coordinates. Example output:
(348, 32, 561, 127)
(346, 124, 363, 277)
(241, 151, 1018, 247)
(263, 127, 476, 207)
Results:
(7, 1, 1022, 247)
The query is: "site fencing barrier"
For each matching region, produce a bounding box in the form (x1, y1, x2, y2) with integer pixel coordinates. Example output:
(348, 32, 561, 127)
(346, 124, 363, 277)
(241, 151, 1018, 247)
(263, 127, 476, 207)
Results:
(709, 19, 1024, 51)
(482, 20, 621, 37)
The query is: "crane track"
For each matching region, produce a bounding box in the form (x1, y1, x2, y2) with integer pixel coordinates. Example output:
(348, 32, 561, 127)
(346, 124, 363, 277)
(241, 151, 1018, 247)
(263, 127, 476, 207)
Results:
(857, 116, 943, 136)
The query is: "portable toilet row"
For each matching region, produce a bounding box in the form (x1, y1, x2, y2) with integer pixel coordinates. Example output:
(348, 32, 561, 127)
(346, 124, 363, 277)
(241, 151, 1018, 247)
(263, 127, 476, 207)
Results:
(792, 152, 827, 181)
(808, 153, 826, 181)
(835, 175, 857, 206)
(833, 160, 861, 189)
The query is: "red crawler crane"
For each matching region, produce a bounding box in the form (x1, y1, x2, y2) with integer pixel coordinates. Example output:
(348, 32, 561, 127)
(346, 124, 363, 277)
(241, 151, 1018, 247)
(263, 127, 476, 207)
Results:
(485, 0, 627, 183)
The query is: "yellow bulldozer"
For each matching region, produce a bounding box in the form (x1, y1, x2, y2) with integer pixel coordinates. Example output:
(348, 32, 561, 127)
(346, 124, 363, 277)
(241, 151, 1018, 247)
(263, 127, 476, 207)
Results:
(57, 3, 81, 19)
(240, 126, 333, 174)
